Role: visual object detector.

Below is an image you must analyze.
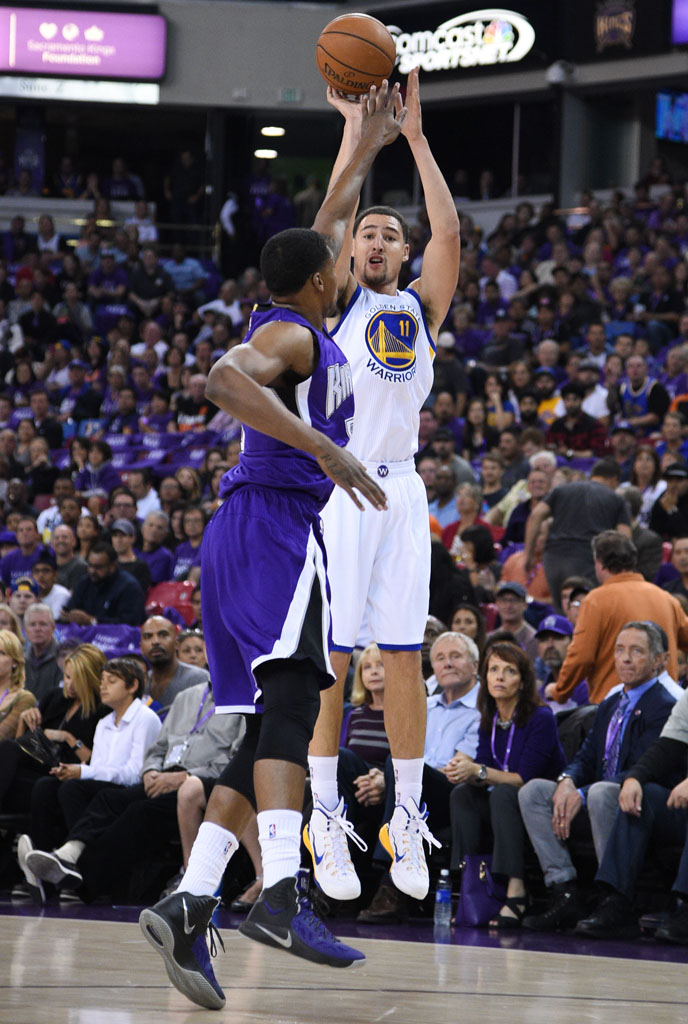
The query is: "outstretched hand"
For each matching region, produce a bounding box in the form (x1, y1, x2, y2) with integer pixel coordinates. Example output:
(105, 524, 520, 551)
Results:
(359, 81, 406, 149)
(315, 438, 388, 512)
(398, 67, 423, 143)
(327, 87, 363, 124)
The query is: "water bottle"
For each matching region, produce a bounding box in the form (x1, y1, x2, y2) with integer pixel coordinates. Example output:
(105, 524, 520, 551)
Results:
(433, 869, 452, 928)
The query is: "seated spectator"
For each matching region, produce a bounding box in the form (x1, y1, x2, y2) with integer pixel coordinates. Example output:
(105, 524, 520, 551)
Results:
(138, 511, 174, 585)
(1, 516, 42, 587)
(159, 475, 183, 517)
(655, 411, 688, 463)
(502, 466, 552, 546)
(450, 642, 565, 928)
(140, 615, 210, 717)
(73, 440, 122, 500)
(428, 428, 475, 487)
(31, 550, 70, 621)
(36, 476, 81, 538)
(22, 602, 62, 703)
(479, 452, 508, 511)
(0, 630, 36, 740)
(162, 243, 207, 304)
(111, 519, 152, 595)
(172, 505, 206, 581)
(52, 523, 88, 591)
(75, 514, 101, 563)
(461, 396, 500, 462)
(87, 251, 128, 313)
(175, 374, 218, 432)
(546, 381, 608, 459)
(24, 437, 60, 501)
(429, 540, 476, 629)
(358, 632, 480, 922)
(128, 468, 161, 521)
(176, 628, 207, 669)
(442, 483, 491, 555)
(9, 575, 38, 629)
(498, 427, 530, 489)
(428, 465, 461, 530)
(617, 484, 663, 582)
(625, 444, 665, 528)
(534, 613, 587, 714)
(102, 487, 141, 545)
(104, 386, 141, 436)
(615, 354, 670, 438)
(490, 581, 538, 662)
(175, 467, 203, 505)
(60, 542, 146, 626)
(662, 535, 688, 602)
(448, 602, 487, 659)
(57, 360, 102, 423)
(520, 621, 675, 934)
(0, 602, 22, 637)
(17, 655, 161, 898)
(127, 246, 174, 321)
(453, 524, 500, 603)
(29, 386, 63, 449)
(649, 462, 688, 539)
(585, 688, 688, 942)
(21, 677, 243, 903)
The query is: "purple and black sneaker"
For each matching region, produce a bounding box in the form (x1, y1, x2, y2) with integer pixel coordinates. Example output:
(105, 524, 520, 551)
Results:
(139, 892, 225, 1010)
(239, 869, 365, 968)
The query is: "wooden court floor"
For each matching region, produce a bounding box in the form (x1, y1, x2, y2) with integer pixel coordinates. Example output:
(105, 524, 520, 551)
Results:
(2, 914, 688, 1024)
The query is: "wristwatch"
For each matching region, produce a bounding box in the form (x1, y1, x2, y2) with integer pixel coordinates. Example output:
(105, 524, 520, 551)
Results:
(476, 764, 487, 781)
(556, 772, 573, 784)
(74, 739, 84, 751)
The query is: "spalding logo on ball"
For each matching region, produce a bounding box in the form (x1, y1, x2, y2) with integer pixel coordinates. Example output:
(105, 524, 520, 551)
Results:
(315, 13, 397, 95)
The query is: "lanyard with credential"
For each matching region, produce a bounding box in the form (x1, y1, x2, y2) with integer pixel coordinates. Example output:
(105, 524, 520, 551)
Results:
(490, 714, 516, 772)
(188, 686, 214, 736)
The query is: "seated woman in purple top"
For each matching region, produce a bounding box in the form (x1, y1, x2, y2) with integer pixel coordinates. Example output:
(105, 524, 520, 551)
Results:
(73, 440, 122, 499)
(171, 505, 206, 581)
(449, 641, 565, 928)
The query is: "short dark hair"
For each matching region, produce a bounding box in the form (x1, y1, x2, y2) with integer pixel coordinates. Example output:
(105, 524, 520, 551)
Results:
(591, 530, 637, 573)
(89, 541, 117, 565)
(33, 546, 56, 569)
(478, 641, 541, 731)
(353, 205, 409, 243)
(260, 228, 332, 296)
(461, 524, 495, 566)
(103, 656, 146, 699)
(90, 439, 112, 462)
(591, 458, 622, 482)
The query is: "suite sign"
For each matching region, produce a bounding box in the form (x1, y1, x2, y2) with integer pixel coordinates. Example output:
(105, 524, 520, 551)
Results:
(387, 8, 536, 74)
(0, 7, 166, 80)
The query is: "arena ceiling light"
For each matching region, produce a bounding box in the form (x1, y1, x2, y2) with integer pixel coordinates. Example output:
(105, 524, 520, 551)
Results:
(254, 148, 278, 159)
(261, 126, 285, 137)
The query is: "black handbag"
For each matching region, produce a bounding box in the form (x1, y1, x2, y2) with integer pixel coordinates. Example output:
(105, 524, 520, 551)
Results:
(454, 854, 507, 927)
(16, 728, 61, 769)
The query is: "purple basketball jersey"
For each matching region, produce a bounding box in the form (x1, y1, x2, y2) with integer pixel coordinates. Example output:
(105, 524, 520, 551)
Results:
(219, 304, 354, 509)
(205, 304, 355, 714)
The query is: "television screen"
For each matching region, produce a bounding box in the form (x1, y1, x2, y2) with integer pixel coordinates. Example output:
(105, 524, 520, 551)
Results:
(673, 0, 688, 44)
(656, 90, 688, 143)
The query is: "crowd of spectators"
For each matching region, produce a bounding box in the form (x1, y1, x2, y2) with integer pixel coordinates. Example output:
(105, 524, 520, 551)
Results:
(4, 169, 688, 941)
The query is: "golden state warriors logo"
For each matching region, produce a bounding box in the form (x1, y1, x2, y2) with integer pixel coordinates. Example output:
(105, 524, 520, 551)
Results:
(365, 311, 419, 372)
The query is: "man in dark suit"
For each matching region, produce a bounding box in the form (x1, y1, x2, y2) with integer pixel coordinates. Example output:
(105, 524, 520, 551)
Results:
(575, 689, 688, 941)
(518, 620, 676, 931)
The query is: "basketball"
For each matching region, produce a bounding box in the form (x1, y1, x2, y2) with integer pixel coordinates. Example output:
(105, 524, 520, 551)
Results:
(315, 14, 397, 96)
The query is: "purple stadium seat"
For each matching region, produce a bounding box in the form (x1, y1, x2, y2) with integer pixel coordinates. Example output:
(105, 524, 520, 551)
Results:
(103, 433, 136, 450)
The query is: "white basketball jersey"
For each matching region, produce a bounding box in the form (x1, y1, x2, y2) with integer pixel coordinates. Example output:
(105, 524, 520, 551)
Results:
(331, 284, 435, 463)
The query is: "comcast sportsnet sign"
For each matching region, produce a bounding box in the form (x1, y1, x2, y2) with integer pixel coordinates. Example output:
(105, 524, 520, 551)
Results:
(388, 8, 536, 74)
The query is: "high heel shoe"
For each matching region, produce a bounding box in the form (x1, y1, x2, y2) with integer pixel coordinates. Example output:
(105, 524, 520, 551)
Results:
(490, 895, 528, 930)
(230, 876, 263, 913)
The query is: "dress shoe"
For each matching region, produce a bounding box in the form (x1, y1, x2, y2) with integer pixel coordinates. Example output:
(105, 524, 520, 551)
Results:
(655, 903, 688, 945)
(357, 876, 408, 924)
(523, 882, 586, 932)
(230, 876, 263, 913)
(574, 891, 640, 940)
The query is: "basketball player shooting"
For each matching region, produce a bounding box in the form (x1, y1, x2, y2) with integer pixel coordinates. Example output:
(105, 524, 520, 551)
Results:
(138, 84, 406, 1011)
(304, 68, 461, 904)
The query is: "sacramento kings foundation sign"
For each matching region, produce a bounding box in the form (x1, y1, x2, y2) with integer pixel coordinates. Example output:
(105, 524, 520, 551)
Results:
(387, 8, 536, 74)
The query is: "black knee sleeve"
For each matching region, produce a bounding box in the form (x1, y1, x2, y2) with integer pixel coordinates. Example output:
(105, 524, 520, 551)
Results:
(217, 713, 261, 808)
(254, 658, 322, 769)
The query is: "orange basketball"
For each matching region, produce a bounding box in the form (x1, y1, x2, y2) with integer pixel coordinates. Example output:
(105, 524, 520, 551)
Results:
(315, 14, 397, 96)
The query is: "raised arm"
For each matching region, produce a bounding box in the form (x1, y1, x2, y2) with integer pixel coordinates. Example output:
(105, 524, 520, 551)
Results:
(312, 83, 405, 268)
(402, 69, 461, 337)
(323, 90, 364, 297)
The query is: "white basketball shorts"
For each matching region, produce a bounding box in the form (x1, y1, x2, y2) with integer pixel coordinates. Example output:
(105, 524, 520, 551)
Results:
(321, 460, 431, 651)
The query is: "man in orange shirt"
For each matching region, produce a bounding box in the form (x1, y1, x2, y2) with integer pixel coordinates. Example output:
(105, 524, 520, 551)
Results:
(549, 531, 688, 705)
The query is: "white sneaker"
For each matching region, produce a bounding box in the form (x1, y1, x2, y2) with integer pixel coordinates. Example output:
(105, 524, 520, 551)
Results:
(303, 797, 367, 901)
(16, 834, 45, 904)
(378, 799, 441, 900)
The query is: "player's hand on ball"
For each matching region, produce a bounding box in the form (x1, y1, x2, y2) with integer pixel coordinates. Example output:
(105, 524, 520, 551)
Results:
(327, 87, 363, 123)
(316, 439, 387, 511)
(360, 81, 406, 148)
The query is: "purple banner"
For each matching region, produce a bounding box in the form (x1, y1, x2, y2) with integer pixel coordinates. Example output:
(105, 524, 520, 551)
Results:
(673, 0, 688, 44)
(0, 7, 166, 80)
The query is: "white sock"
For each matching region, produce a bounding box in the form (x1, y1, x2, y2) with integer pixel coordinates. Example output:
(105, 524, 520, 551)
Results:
(308, 755, 339, 811)
(392, 757, 424, 809)
(55, 839, 85, 864)
(257, 809, 303, 889)
(176, 821, 238, 897)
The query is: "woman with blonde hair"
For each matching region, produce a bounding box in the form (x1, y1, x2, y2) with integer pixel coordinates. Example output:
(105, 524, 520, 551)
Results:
(0, 629, 34, 741)
(0, 603, 23, 638)
(174, 465, 202, 504)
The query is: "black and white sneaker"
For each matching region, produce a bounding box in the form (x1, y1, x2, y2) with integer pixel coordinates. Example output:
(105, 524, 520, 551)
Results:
(25, 849, 82, 887)
(139, 892, 225, 1010)
(16, 834, 45, 903)
(239, 869, 365, 968)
